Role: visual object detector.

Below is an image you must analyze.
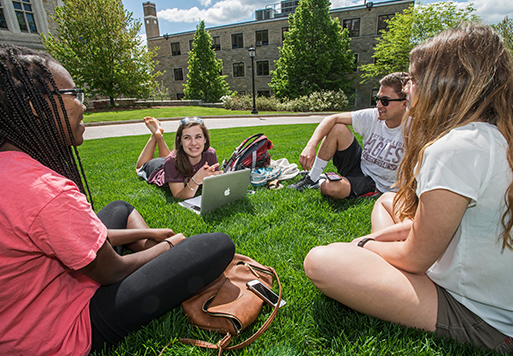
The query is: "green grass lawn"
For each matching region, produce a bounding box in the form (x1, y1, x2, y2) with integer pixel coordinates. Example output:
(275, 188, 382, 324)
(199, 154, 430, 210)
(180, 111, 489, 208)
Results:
(81, 124, 489, 356)
(83, 106, 287, 123)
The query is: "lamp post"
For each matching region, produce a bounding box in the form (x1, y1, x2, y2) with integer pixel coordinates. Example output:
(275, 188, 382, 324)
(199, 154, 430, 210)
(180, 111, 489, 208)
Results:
(248, 46, 258, 114)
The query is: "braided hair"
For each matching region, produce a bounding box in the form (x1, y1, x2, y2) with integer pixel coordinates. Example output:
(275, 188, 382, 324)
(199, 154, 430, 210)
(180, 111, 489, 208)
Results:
(0, 44, 94, 209)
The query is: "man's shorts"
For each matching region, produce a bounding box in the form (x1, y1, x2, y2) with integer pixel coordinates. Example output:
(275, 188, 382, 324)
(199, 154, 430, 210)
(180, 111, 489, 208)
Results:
(332, 137, 376, 198)
(435, 284, 513, 352)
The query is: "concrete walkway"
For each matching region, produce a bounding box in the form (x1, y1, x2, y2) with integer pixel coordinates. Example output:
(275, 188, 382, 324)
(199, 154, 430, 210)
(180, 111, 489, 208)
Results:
(83, 114, 327, 140)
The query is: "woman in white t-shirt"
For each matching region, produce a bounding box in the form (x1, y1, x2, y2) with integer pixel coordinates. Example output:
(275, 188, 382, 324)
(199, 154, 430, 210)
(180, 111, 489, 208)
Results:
(304, 23, 513, 352)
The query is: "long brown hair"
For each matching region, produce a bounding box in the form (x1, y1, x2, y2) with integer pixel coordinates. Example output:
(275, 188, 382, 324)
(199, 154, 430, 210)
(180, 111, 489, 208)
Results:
(174, 120, 211, 178)
(394, 23, 513, 249)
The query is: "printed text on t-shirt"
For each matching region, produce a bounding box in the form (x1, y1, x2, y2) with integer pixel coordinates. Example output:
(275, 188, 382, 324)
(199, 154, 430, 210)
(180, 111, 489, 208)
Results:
(362, 134, 404, 171)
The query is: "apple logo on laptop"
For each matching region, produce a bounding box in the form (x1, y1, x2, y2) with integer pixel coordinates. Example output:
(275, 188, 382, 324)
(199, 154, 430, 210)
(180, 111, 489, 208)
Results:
(224, 188, 231, 196)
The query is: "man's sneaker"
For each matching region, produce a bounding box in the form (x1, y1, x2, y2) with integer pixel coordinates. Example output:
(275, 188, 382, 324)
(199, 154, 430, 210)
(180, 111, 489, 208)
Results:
(287, 175, 319, 192)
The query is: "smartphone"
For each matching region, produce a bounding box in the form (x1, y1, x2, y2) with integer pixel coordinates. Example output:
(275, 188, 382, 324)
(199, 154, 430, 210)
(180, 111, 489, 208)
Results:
(325, 172, 343, 181)
(247, 279, 286, 308)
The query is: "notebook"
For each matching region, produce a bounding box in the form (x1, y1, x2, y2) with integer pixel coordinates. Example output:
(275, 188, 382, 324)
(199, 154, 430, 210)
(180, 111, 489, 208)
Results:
(179, 169, 251, 214)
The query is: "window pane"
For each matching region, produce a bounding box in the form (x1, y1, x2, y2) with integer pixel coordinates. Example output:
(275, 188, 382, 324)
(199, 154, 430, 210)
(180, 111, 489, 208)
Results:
(0, 9, 8, 29)
(171, 42, 181, 56)
(23, 3, 31, 11)
(26, 12, 37, 32)
(232, 34, 243, 49)
(212, 36, 221, 51)
(233, 62, 244, 77)
(13, 2, 22, 10)
(257, 60, 269, 76)
(16, 11, 27, 31)
(174, 68, 184, 81)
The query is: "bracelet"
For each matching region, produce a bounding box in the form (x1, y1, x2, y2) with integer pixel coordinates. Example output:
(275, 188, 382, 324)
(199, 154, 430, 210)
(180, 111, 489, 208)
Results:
(191, 176, 200, 186)
(186, 182, 194, 191)
(357, 237, 375, 248)
(163, 240, 174, 249)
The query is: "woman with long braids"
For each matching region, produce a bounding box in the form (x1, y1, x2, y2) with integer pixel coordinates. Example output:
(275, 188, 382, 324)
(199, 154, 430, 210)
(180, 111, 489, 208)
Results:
(0, 45, 235, 354)
(304, 23, 513, 352)
(136, 116, 220, 200)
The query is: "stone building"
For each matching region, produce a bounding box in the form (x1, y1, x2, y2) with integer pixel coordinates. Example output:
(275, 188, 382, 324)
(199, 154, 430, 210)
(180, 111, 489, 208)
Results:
(144, 0, 413, 110)
(0, 0, 62, 50)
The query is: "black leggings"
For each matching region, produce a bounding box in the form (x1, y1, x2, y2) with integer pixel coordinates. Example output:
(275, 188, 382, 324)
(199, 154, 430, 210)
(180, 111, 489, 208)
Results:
(90, 201, 235, 352)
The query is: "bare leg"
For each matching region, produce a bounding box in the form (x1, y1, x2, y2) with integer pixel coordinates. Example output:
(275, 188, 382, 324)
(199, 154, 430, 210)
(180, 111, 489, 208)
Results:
(371, 192, 402, 232)
(304, 242, 438, 331)
(317, 124, 356, 200)
(135, 117, 171, 170)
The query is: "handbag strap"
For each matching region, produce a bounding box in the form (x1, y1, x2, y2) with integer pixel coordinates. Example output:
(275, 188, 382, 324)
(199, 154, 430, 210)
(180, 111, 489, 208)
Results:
(178, 266, 283, 355)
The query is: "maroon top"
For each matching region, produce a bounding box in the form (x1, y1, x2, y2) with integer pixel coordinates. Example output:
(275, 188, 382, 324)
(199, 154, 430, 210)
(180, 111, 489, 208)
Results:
(148, 147, 218, 187)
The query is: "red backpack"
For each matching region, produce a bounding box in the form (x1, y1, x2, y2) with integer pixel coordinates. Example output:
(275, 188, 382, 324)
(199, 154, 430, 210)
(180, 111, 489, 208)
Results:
(223, 134, 273, 172)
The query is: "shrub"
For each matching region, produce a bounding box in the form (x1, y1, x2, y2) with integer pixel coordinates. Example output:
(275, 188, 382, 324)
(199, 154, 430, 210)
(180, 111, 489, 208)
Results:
(221, 89, 348, 112)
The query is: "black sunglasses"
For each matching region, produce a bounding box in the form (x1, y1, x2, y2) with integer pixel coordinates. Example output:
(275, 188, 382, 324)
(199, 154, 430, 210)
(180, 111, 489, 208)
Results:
(373, 95, 406, 107)
(180, 116, 203, 125)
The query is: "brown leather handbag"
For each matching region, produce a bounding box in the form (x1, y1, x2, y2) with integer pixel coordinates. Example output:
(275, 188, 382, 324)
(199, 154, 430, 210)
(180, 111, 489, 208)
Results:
(178, 254, 283, 355)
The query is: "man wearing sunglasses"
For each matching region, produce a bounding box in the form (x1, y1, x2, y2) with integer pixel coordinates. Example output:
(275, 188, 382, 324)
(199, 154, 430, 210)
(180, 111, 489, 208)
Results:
(288, 72, 408, 200)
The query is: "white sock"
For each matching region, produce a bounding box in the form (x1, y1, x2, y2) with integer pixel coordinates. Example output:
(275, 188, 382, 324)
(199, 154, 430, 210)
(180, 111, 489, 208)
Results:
(308, 157, 328, 182)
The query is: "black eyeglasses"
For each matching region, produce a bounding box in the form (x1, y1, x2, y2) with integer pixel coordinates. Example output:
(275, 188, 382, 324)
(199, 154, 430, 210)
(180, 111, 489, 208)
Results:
(52, 89, 85, 104)
(373, 95, 406, 106)
(180, 116, 203, 125)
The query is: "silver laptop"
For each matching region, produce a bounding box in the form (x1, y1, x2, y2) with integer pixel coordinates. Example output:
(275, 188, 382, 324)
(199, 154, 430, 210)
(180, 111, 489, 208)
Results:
(179, 169, 251, 214)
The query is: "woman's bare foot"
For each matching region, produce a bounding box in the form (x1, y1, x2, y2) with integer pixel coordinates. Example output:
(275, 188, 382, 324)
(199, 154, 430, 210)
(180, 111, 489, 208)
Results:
(144, 116, 164, 138)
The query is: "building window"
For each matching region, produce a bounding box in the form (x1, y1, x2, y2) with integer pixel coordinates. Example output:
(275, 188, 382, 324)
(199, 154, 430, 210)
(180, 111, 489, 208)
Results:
(255, 30, 268, 46)
(0, 3, 8, 30)
(257, 90, 271, 97)
(171, 42, 181, 56)
(377, 14, 394, 34)
(177, 93, 185, 100)
(212, 36, 221, 51)
(189, 39, 194, 51)
(13, 0, 38, 33)
(233, 62, 245, 77)
(347, 88, 357, 106)
(343, 18, 360, 37)
(232, 33, 243, 49)
(174, 68, 184, 81)
(370, 88, 379, 106)
(257, 60, 269, 76)
(353, 53, 359, 72)
(282, 27, 289, 42)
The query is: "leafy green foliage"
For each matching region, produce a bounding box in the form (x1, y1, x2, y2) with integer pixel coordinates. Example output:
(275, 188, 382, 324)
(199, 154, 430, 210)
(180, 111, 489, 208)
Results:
(42, 0, 161, 106)
(360, 2, 479, 81)
(82, 124, 489, 356)
(183, 21, 231, 103)
(150, 81, 171, 101)
(269, 0, 354, 99)
(493, 16, 513, 56)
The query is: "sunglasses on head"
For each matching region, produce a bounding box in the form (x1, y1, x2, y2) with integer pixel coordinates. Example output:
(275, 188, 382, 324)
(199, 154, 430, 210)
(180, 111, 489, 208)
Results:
(180, 117, 203, 125)
(373, 95, 406, 107)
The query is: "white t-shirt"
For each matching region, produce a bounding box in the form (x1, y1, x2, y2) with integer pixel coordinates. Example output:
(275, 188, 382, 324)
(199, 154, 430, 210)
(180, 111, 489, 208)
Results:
(351, 108, 404, 192)
(418, 122, 513, 337)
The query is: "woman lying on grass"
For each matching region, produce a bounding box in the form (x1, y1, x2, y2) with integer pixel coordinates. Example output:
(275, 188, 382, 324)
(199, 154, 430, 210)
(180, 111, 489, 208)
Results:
(136, 116, 220, 200)
(0, 44, 235, 355)
(304, 23, 513, 353)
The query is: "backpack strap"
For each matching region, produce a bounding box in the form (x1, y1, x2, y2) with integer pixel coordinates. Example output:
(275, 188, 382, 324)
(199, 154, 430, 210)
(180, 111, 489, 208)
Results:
(175, 267, 282, 356)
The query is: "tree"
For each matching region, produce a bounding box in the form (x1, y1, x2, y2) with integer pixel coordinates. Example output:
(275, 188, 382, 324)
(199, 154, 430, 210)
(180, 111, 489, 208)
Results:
(493, 16, 513, 55)
(360, 2, 479, 81)
(183, 21, 231, 103)
(42, 0, 161, 107)
(269, 0, 354, 100)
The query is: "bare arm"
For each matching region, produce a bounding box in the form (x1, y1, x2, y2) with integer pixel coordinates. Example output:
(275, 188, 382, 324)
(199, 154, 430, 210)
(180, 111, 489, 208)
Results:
(79, 233, 186, 285)
(362, 189, 469, 274)
(107, 228, 175, 246)
(300, 112, 353, 170)
(168, 163, 220, 200)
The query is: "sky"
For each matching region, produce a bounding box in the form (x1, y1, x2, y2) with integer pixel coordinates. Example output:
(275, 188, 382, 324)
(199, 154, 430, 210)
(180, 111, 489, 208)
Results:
(122, 0, 513, 45)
